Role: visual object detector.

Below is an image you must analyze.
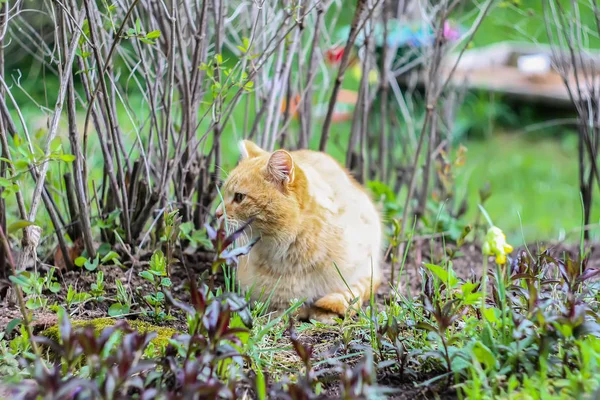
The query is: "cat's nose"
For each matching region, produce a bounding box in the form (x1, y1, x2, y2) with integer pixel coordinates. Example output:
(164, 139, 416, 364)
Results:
(215, 205, 224, 219)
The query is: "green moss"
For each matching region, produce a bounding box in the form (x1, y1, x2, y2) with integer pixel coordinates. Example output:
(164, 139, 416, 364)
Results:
(41, 318, 177, 352)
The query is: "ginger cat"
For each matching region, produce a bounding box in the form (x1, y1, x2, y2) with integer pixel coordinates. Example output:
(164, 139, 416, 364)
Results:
(216, 140, 382, 323)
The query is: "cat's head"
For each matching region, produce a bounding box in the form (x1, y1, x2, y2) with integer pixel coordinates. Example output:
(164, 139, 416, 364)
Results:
(216, 140, 305, 235)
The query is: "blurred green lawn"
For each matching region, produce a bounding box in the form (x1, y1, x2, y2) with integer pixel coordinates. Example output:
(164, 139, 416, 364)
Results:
(473, 1, 600, 49)
(456, 133, 600, 246)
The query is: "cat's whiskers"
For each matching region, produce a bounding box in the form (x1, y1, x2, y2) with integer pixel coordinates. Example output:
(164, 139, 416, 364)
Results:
(241, 232, 250, 247)
(246, 224, 255, 242)
(224, 218, 253, 248)
(226, 218, 239, 235)
(237, 225, 251, 247)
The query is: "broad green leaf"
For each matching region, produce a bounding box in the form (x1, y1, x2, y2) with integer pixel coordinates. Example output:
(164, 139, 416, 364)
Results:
(424, 263, 448, 282)
(0, 177, 11, 187)
(463, 293, 482, 305)
(145, 30, 161, 39)
(6, 318, 22, 335)
(84, 256, 99, 271)
(450, 356, 472, 373)
(554, 322, 573, 338)
(483, 307, 500, 324)
(149, 250, 166, 273)
(50, 137, 62, 152)
(26, 298, 44, 310)
(472, 342, 496, 369)
(59, 154, 76, 163)
(98, 242, 112, 256)
(49, 282, 61, 294)
(160, 278, 172, 288)
(150, 269, 165, 276)
(108, 303, 129, 317)
(461, 282, 478, 295)
(180, 221, 193, 235)
(14, 160, 29, 169)
(101, 251, 120, 264)
(7, 220, 34, 234)
(139, 270, 155, 283)
(143, 294, 153, 304)
(9, 274, 30, 288)
(72, 292, 91, 304)
(74, 257, 87, 267)
(481, 324, 495, 351)
(424, 263, 459, 288)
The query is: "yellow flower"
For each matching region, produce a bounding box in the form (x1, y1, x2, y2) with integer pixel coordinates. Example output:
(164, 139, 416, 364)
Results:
(482, 226, 513, 264)
(368, 69, 379, 84)
(350, 64, 362, 81)
(349, 65, 379, 85)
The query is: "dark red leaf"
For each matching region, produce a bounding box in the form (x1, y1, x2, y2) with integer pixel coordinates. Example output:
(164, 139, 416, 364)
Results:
(164, 289, 196, 315)
(577, 268, 600, 283)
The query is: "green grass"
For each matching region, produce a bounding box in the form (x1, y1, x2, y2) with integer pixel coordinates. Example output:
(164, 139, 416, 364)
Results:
(457, 131, 600, 245)
(471, 0, 600, 49)
(328, 0, 600, 50)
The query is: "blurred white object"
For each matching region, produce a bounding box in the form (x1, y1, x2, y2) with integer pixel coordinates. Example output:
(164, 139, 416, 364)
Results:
(517, 54, 551, 74)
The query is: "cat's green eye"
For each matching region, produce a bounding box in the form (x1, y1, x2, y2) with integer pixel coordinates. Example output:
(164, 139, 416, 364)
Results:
(233, 192, 246, 203)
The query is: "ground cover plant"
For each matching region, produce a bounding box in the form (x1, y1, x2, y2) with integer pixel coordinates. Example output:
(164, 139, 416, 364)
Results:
(2, 213, 600, 399)
(2, 0, 600, 399)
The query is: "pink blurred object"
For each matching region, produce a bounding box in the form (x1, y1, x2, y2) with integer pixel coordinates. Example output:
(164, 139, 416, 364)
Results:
(443, 21, 460, 41)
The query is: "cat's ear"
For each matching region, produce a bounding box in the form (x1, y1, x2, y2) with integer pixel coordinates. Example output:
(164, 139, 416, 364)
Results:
(239, 140, 266, 159)
(267, 150, 295, 185)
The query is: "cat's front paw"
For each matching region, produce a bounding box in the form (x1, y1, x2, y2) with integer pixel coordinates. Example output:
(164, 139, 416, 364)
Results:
(292, 305, 339, 324)
(309, 308, 342, 325)
(313, 293, 349, 316)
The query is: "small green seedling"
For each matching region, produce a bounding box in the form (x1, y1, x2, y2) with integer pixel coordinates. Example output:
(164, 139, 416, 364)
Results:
(139, 250, 172, 321)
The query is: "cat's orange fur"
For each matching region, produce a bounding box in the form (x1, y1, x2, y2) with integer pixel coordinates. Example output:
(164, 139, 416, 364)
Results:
(216, 140, 382, 323)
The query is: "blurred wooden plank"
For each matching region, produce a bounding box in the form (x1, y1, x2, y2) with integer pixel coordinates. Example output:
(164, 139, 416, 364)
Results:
(404, 42, 600, 109)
